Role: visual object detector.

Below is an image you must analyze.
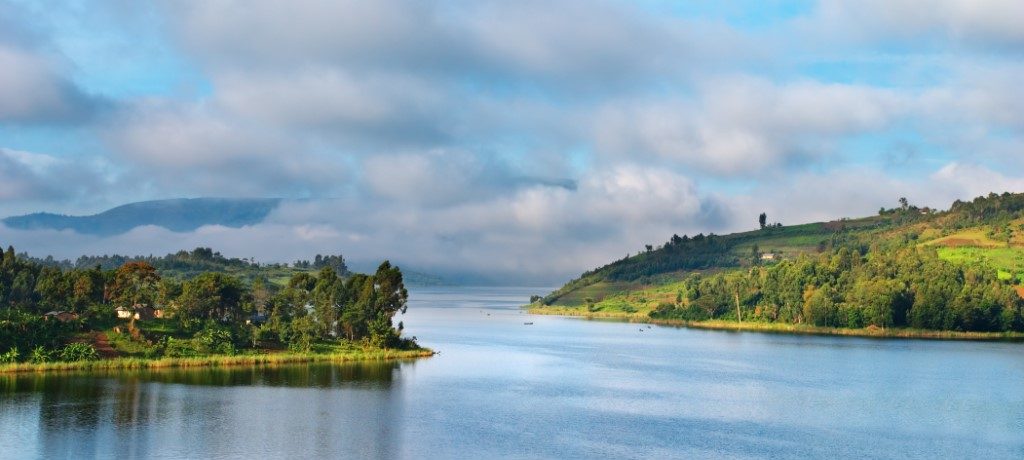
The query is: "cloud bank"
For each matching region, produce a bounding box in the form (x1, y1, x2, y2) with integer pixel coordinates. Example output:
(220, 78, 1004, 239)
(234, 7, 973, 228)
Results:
(1, 0, 1022, 283)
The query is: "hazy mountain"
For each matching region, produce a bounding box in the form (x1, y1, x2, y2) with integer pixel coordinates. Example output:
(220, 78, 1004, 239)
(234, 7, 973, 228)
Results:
(2, 198, 281, 236)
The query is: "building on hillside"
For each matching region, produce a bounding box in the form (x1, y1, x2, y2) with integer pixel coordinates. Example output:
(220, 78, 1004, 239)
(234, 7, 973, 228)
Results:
(43, 311, 79, 322)
(115, 306, 133, 319)
(116, 304, 166, 320)
(760, 253, 778, 261)
(132, 304, 165, 321)
(246, 312, 269, 326)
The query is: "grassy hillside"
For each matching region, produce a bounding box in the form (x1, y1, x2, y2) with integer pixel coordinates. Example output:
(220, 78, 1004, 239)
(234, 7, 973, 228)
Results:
(542, 193, 1024, 313)
(543, 215, 893, 306)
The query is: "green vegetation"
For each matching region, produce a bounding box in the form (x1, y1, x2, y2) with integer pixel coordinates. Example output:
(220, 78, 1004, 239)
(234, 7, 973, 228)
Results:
(0, 347, 432, 374)
(0, 244, 429, 372)
(535, 193, 1024, 337)
(23, 247, 352, 286)
(935, 247, 1024, 284)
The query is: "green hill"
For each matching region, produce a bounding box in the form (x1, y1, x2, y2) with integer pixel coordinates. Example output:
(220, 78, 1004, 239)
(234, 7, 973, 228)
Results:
(536, 192, 1024, 336)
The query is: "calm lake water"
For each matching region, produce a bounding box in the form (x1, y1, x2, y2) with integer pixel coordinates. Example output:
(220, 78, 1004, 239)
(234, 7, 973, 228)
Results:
(2, 286, 1023, 459)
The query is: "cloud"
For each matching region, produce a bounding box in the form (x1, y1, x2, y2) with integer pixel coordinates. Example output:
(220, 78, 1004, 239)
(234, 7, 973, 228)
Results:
(810, 0, 1024, 49)
(0, 2, 107, 124)
(591, 77, 902, 175)
(104, 100, 348, 197)
(0, 148, 64, 200)
(931, 162, 1024, 197)
(166, 0, 723, 85)
(213, 68, 450, 146)
(0, 164, 712, 283)
(0, 148, 107, 214)
(2, 0, 1024, 285)
(723, 162, 1024, 232)
(0, 44, 100, 123)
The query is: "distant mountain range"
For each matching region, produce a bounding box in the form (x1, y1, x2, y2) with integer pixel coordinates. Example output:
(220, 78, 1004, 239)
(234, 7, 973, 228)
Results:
(2, 198, 281, 236)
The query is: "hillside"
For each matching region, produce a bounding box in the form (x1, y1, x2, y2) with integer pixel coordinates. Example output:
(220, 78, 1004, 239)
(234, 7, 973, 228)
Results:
(3, 198, 281, 236)
(543, 214, 894, 306)
(536, 193, 1024, 335)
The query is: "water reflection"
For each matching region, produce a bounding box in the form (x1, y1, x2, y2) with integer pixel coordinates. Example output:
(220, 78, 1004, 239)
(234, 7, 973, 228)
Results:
(1, 360, 407, 393)
(0, 361, 412, 459)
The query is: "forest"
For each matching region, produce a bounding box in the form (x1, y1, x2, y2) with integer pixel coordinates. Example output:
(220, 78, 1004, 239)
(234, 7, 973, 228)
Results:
(650, 246, 1023, 332)
(0, 245, 415, 365)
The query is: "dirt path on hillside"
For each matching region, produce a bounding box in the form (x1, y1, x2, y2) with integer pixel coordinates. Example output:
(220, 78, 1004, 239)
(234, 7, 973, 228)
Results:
(90, 332, 118, 358)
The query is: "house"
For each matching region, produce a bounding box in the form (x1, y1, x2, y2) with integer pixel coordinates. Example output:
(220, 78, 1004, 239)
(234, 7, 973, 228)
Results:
(116, 304, 166, 321)
(132, 304, 165, 321)
(760, 253, 778, 261)
(115, 306, 133, 319)
(246, 312, 269, 326)
(43, 311, 79, 322)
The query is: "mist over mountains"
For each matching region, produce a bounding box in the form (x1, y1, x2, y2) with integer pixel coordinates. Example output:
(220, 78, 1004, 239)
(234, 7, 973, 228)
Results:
(3, 198, 282, 236)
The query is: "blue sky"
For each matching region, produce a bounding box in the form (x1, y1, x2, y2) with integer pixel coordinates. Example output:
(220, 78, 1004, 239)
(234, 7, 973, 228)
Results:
(1, 0, 1022, 282)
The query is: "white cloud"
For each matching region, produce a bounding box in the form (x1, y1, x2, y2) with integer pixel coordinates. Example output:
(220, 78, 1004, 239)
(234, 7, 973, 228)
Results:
(931, 162, 1024, 197)
(0, 44, 96, 123)
(592, 77, 902, 174)
(213, 69, 447, 140)
(104, 100, 348, 197)
(809, 0, 1024, 48)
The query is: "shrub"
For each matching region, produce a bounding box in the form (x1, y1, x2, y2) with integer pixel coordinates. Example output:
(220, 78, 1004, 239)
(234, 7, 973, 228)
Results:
(30, 346, 52, 363)
(59, 343, 99, 362)
(195, 327, 235, 355)
(287, 316, 317, 352)
(163, 337, 200, 358)
(0, 347, 19, 364)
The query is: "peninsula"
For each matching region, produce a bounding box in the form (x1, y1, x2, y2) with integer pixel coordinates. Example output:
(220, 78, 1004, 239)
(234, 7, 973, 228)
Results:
(531, 193, 1024, 340)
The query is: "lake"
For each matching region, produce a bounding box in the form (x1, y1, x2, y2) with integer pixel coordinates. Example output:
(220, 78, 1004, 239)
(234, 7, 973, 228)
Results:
(2, 286, 1023, 459)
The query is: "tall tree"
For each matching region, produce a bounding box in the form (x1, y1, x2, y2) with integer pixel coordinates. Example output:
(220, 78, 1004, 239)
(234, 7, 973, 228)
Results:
(108, 262, 161, 307)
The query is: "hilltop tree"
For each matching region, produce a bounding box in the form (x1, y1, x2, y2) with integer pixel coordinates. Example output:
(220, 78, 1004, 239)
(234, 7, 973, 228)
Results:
(177, 272, 245, 322)
(107, 262, 161, 307)
(759, 213, 767, 229)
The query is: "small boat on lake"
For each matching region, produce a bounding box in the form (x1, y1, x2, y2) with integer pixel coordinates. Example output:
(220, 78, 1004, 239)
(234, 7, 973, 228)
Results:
(524, 322, 534, 325)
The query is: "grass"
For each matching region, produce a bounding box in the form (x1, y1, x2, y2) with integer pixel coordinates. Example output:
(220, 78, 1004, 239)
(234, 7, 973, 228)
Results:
(527, 305, 1024, 341)
(0, 347, 434, 374)
(935, 246, 1024, 283)
(546, 280, 644, 306)
(925, 228, 1007, 249)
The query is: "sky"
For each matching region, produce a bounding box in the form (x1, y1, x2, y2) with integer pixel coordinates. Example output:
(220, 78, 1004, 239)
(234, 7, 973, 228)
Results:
(1, 0, 1023, 284)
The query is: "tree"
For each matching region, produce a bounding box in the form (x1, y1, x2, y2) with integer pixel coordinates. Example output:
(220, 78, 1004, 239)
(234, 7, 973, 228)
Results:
(108, 262, 161, 308)
(33, 267, 68, 311)
(71, 268, 105, 310)
(335, 264, 408, 345)
(751, 244, 762, 265)
(759, 213, 767, 229)
(899, 197, 909, 211)
(179, 272, 245, 322)
(2, 246, 15, 268)
(803, 285, 838, 327)
(311, 267, 345, 337)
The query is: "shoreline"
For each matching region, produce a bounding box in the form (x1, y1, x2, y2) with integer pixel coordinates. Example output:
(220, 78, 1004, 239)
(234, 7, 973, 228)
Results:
(0, 348, 435, 375)
(527, 307, 1024, 341)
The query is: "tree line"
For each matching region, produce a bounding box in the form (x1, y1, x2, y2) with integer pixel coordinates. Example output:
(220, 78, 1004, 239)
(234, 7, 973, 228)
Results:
(0, 244, 413, 363)
(651, 246, 1023, 332)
